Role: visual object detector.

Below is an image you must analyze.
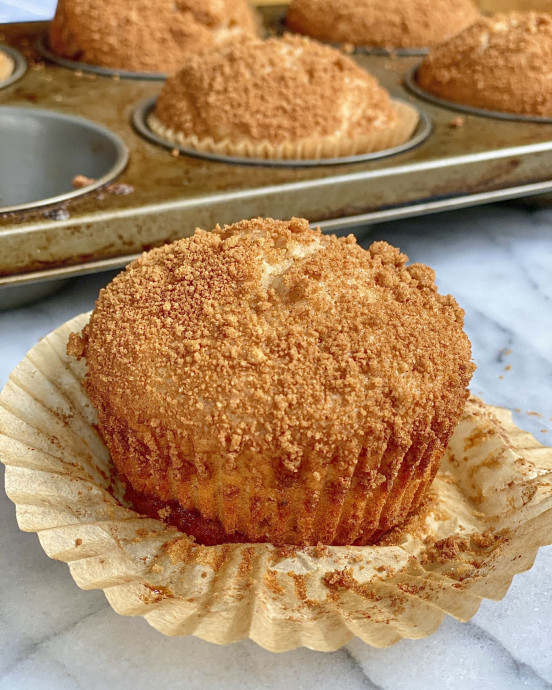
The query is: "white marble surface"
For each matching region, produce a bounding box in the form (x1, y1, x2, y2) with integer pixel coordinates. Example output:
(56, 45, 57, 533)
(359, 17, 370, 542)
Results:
(1, 204, 551, 689)
(0, 0, 56, 23)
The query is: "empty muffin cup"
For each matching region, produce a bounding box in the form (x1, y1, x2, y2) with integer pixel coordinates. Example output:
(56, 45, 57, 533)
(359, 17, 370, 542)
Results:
(0, 107, 129, 214)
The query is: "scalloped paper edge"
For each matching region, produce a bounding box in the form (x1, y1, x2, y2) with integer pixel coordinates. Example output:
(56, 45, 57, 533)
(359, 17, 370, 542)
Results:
(1, 312, 551, 652)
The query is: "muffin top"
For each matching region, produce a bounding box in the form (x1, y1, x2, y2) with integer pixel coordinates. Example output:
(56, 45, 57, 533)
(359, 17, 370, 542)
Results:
(48, 0, 260, 73)
(153, 35, 398, 144)
(70, 217, 474, 473)
(285, 0, 480, 49)
(417, 12, 552, 117)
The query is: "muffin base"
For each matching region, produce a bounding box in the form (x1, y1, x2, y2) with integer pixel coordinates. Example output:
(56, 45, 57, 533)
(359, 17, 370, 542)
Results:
(123, 479, 253, 546)
(146, 100, 420, 161)
(119, 451, 441, 547)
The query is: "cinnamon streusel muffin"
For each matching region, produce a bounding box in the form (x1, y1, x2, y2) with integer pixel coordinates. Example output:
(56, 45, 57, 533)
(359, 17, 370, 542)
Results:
(148, 35, 419, 160)
(285, 0, 480, 50)
(417, 12, 552, 116)
(68, 218, 474, 546)
(49, 0, 260, 74)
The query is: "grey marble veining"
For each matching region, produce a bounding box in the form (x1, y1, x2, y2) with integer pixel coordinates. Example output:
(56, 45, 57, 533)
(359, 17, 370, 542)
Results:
(1, 204, 551, 690)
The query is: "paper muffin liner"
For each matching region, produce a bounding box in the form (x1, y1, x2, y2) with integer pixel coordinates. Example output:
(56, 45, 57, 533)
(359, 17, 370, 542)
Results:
(147, 100, 419, 161)
(1, 312, 551, 652)
(105, 391, 450, 547)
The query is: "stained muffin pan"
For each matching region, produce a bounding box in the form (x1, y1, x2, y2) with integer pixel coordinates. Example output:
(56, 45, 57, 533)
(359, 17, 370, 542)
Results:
(132, 97, 432, 167)
(404, 67, 552, 125)
(0, 107, 129, 213)
(0, 44, 26, 89)
(3, 3, 552, 310)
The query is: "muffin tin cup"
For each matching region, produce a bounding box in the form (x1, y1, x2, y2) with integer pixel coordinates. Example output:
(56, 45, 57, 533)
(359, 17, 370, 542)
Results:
(352, 46, 428, 57)
(0, 44, 27, 89)
(276, 15, 429, 56)
(132, 97, 432, 167)
(1, 311, 551, 651)
(35, 35, 167, 81)
(0, 107, 129, 214)
(404, 66, 552, 124)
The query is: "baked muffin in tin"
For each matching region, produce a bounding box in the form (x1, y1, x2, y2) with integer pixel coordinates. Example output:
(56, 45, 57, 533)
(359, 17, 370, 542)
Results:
(285, 0, 480, 51)
(0, 49, 14, 82)
(49, 0, 260, 74)
(417, 12, 552, 117)
(148, 35, 418, 160)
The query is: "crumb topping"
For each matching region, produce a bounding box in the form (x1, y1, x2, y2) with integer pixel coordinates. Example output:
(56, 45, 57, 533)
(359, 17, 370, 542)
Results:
(285, 0, 480, 49)
(153, 35, 398, 144)
(49, 0, 260, 73)
(417, 12, 552, 117)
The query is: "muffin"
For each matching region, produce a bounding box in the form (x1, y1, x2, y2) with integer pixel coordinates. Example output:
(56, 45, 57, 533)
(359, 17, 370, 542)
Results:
(0, 50, 14, 82)
(285, 0, 480, 50)
(417, 12, 552, 117)
(67, 217, 474, 547)
(478, 0, 552, 11)
(48, 0, 260, 74)
(148, 35, 419, 160)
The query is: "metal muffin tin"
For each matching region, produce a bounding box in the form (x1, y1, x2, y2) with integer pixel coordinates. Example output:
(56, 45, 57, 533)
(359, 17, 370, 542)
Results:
(36, 34, 166, 81)
(0, 44, 26, 89)
(3, 5, 552, 309)
(404, 67, 552, 124)
(132, 97, 432, 167)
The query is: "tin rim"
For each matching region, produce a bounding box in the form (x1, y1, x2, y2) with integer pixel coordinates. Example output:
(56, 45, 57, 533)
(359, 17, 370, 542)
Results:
(131, 97, 432, 168)
(35, 34, 167, 81)
(0, 44, 27, 89)
(276, 14, 429, 56)
(0, 107, 129, 214)
(404, 66, 552, 124)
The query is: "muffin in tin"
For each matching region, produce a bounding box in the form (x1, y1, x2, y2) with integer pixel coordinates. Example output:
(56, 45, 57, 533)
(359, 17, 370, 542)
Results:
(0, 49, 14, 82)
(68, 217, 474, 546)
(148, 34, 419, 160)
(49, 0, 260, 74)
(417, 12, 552, 117)
(285, 0, 480, 50)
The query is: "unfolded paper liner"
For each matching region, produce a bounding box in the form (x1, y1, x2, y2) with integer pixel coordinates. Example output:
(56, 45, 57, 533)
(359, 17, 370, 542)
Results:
(147, 100, 419, 161)
(1, 312, 552, 652)
(0, 50, 14, 82)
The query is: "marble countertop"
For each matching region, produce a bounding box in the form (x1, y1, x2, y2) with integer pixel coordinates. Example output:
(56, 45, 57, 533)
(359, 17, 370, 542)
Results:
(0, 204, 551, 689)
(0, 1, 56, 24)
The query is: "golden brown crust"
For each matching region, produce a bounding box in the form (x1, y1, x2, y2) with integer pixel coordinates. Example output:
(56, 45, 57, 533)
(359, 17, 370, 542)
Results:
(48, 0, 260, 73)
(285, 0, 480, 49)
(417, 12, 552, 117)
(69, 218, 474, 546)
(153, 35, 398, 146)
